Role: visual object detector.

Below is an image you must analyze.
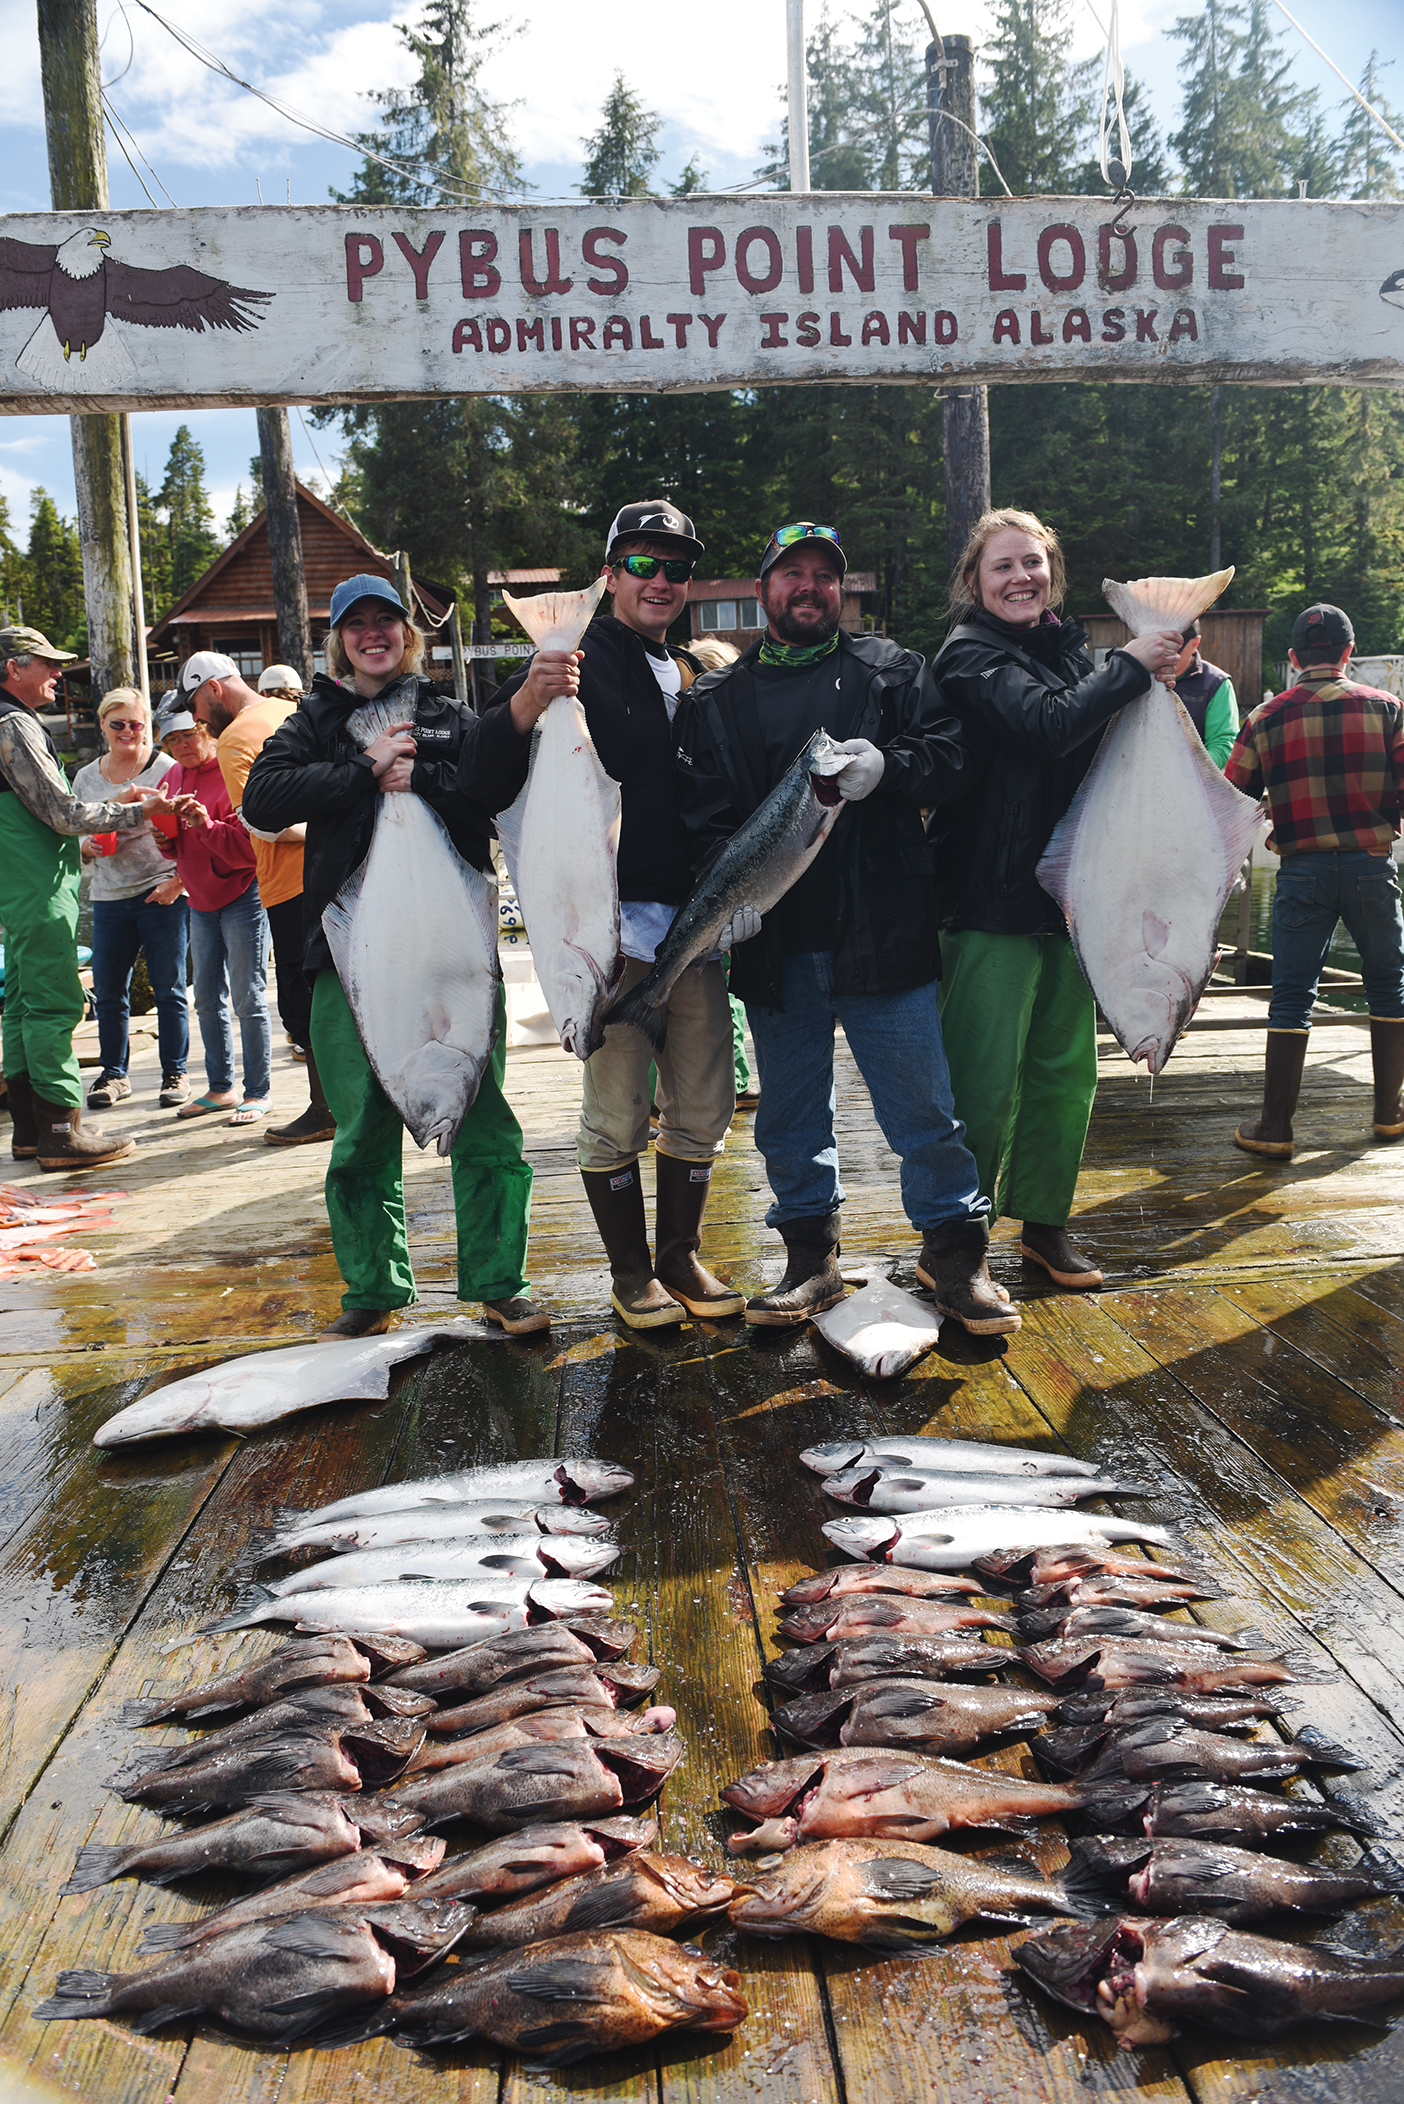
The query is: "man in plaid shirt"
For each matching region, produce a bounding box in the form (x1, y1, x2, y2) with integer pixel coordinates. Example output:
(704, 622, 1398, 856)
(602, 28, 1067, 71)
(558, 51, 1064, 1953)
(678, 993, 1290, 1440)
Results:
(1226, 602, 1404, 1159)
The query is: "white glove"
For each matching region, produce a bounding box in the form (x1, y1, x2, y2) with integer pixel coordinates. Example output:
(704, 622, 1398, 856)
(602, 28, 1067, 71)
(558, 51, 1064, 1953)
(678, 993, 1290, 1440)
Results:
(831, 738, 885, 800)
(720, 903, 763, 950)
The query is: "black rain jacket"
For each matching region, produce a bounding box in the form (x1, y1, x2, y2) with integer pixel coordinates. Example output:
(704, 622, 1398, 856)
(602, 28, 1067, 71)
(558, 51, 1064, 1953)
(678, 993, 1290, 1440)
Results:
(459, 615, 702, 906)
(242, 671, 488, 976)
(927, 609, 1152, 936)
(675, 630, 973, 1009)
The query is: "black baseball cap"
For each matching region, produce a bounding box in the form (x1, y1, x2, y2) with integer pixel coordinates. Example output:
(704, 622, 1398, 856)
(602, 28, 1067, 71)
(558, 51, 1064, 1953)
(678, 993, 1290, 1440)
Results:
(1291, 603, 1354, 657)
(605, 501, 704, 563)
(758, 522, 847, 583)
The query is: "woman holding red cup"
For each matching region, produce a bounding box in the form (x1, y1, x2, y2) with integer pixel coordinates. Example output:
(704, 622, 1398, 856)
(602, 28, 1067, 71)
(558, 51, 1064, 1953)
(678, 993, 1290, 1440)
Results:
(72, 690, 190, 1109)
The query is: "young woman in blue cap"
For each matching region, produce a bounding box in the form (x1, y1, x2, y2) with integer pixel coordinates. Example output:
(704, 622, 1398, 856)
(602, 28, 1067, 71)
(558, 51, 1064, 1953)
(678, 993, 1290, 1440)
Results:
(243, 573, 549, 1340)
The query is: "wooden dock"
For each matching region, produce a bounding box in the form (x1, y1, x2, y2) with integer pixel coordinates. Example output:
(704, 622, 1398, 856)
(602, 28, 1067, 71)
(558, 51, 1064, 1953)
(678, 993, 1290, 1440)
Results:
(1, 995, 1402, 2102)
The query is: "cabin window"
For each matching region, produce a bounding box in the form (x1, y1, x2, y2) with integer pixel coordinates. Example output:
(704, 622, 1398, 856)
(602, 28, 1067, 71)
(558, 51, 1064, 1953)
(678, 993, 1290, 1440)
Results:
(213, 641, 263, 678)
(696, 600, 758, 632)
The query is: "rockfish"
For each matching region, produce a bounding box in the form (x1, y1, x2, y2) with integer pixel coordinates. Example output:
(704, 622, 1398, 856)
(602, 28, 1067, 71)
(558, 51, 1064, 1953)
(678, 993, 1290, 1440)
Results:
(326, 1927, 746, 2063)
(1043, 1715, 1361, 1787)
(138, 1851, 415, 1953)
(780, 1566, 984, 1605)
(1069, 1835, 1404, 1925)
(823, 1507, 1177, 1570)
(730, 1837, 1090, 1949)
(60, 1790, 443, 1894)
(1036, 568, 1263, 1074)
(763, 1633, 1009, 1696)
(1020, 1634, 1333, 1693)
(1080, 1778, 1381, 1847)
(603, 727, 850, 1053)
(776, 1594, 1012, 1645)
(93, 1323, 493, 1447)
(110, 1719, 427, 1816)
(325, 694, 501, 1152)
(428, 1662, 661, 1737)
(392, 1732, 684, 1831)
(1017, 1914, 1404, 2047)
(124, 1632, 426, 1725)
(384, 1618, 638, 1699)
(721, 1747, 1091, 1854)
(451, 1851, 735, 1953)
(497, 580, 620, 1059)
(976, 1542, 1207, 1590)
(774, 1677, 1058, 1755)
(402, 1703, 676, 1778)
(411, 1816, 658, 1904)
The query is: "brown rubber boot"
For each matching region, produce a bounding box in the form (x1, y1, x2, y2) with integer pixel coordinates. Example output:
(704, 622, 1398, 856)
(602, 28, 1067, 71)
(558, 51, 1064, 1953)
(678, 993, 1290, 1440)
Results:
(653, 1153, 744, 1318)
(5, 1072, 37, 1159)
(1234, 1028, 1309, 1158)
(267, 1048, 337, 1146)
(581, 1164, 685, 1330)
(317, 1308, 396, 1341)
(915, 1217, 1021, 1336)
(745, 1211, 846, 1327)
(33, 1089, 136, 1173)
(1370, 1017, 1404, 1139)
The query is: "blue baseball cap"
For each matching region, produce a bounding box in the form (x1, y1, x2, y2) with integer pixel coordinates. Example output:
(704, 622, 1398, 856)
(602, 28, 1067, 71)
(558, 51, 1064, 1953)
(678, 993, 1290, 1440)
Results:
(329, 573, 409, 628)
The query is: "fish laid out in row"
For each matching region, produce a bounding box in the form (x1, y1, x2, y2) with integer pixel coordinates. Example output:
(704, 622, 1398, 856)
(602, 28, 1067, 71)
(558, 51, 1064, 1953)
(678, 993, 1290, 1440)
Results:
(40, 1457, 752, 2067)
(712, 1432, 1404, 2053)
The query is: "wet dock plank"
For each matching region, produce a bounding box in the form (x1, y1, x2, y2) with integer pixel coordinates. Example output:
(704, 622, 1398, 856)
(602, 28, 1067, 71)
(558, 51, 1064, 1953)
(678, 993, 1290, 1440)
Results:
(0, 999, 1402, 2096)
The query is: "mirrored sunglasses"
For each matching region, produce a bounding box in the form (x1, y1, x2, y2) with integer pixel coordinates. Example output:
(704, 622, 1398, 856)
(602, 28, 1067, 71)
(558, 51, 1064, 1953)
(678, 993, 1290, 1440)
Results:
(771, 523, 842, 551)
(617, 554, 694, 582)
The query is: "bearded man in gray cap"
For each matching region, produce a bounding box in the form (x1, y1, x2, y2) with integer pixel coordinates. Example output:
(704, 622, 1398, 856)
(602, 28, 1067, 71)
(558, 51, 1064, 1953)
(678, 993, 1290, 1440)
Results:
(463, 500, 743, 1329)
(0, 625, 160, 1169)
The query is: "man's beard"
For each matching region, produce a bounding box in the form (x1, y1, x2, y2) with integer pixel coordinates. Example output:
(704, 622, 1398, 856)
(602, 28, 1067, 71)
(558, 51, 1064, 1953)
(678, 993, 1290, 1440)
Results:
(767, 598, 839, 645)
(205, 701, 233, 736)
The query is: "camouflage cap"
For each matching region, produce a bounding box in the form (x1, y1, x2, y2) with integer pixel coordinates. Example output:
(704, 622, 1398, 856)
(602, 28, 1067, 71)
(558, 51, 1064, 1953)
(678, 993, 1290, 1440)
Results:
(0, 624, 77, 665)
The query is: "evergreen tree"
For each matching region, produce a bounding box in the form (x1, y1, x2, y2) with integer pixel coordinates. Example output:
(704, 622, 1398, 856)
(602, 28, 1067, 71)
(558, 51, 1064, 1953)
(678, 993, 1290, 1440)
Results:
(670, 157, 709, 196)
(225, 485, 253, 540)
(579, 74, 661, 200)
(979, 0, 1096, 195)
(158, 426, 221, 606)
(850, 0, 926, 189)
(1171, 0, 1307, 197)
(24, 490, 84, 648)
(1170, 0, 1246, 194)
(0, 488, 23, 625)
(1069, 74, 1171, 194)
(134, 471, 172, 625)
(1231, 0, 1308, 195)
(1337, 53, 1402, 199)
(334, 0, 522, 205)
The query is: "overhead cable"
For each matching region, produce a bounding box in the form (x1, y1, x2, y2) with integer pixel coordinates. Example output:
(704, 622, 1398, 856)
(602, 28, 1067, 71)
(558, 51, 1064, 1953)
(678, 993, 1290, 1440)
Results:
(1268, 0, 1404, 155)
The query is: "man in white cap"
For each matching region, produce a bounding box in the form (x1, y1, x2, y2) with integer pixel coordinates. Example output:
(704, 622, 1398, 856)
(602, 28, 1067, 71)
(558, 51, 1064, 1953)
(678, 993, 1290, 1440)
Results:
(0, 625, 159, 1168)
(180, 651, 332, 1145)
(463, 501, 742, 1329)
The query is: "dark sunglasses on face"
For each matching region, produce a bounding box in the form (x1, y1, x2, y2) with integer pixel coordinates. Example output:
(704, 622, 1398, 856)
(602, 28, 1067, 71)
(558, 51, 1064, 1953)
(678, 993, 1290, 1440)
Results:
(106, 718, 145, 730)
(616, 554, 694, 582)
(771, 522, 842, 552)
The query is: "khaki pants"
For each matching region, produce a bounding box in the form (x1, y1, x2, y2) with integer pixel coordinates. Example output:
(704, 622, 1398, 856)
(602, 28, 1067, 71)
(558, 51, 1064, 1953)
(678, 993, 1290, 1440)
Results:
(579, 956, 735, 1169)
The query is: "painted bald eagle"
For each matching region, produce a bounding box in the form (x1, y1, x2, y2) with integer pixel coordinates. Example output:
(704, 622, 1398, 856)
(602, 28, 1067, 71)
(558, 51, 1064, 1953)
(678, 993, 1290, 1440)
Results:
(1, 225, 271, 390)
(1382, 268, 1404, 311)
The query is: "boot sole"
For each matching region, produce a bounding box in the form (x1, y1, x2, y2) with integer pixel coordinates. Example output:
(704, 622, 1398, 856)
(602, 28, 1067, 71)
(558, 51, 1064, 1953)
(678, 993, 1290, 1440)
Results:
(265, 1125, 338, 1146)
(610, 1290, 685, 1331)
(38, 1145, 137, 1172)
(744, 1286, 846, 1327)
(1020, 1244, 1105, 1291)
(662, 1288, 746, 1319)
(10, 1144, 37, 1160)
(1373, 1121, 1404, 1139)
(1233, 1127, 1293, 1159)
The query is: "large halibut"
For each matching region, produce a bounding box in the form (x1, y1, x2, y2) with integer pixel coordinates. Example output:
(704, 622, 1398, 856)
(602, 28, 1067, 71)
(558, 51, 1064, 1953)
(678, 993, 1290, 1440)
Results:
(324, 696, 501, 1153)
(497, 581, 622, 1060)
(1036, 570, 1263, 1074)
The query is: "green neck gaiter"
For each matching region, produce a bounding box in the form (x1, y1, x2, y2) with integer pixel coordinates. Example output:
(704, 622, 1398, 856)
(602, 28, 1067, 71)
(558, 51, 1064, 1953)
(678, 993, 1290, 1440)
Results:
(758, 630, 841, 670)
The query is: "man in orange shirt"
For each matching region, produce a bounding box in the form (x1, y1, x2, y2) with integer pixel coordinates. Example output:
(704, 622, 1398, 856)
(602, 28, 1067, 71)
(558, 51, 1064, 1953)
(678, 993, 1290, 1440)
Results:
(178, 651, 334, 1145)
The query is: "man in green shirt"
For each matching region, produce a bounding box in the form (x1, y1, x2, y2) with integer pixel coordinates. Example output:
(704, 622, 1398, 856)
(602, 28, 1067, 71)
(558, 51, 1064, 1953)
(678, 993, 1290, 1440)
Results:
(1169, 622, 1239, 768)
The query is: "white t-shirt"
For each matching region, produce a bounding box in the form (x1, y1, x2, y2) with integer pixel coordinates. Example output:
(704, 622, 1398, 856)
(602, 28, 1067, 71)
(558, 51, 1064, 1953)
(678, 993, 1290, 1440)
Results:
(619, 644, 685, 964)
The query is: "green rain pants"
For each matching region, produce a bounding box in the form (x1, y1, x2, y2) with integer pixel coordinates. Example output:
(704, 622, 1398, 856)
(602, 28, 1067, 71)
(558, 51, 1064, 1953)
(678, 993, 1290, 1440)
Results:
(0, 795, 84, 1108)
(937, 928, 1097, 1229)
(310, 968, 533, 1313)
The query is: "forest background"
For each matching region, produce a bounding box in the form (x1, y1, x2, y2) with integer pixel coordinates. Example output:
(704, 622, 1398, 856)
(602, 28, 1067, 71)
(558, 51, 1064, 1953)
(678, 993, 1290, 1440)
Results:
(2, 0, 1401, 673)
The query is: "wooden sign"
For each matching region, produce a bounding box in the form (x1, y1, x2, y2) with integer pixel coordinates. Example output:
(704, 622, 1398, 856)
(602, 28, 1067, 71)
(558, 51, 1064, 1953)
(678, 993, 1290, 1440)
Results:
(1, 196, 1402, 413)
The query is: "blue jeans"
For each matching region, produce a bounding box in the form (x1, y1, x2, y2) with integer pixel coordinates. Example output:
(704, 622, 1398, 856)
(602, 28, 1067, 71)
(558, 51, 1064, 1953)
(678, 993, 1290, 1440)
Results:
(1269, 851, 1404, 1030)
(91, 892, 190, 1078)
(745, 951, 989, 1234)
(189, 883, 272, 1099)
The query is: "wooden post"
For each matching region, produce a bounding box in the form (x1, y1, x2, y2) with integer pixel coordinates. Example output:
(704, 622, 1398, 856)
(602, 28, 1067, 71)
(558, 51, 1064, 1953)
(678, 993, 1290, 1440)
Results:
(928, 34, 991, 579)
(255, 406, 312, 684)
(37, 0, 136, 705)
(120, 416, 148, 701)
(448, 600, 470, 709)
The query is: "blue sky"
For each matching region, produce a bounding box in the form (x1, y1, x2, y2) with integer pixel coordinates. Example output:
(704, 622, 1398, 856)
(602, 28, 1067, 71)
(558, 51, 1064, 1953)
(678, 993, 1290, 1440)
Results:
(0, 0, 1392, 540)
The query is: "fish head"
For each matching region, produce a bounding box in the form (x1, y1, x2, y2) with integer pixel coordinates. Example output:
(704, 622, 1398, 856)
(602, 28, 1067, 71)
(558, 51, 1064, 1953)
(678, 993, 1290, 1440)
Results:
(395, 1042, 486, 1156)
(558, 1460, 634, 1503)
(799, 1440, 869, 1475)
(536, 1537, 619, 1578)
(646, 1854, 739, 1915)
(530, 1578, 615, 1617)
(92, 1373, 220, 1447)
(821, 1516, 900, 1560)
(822, 1467, 886, 1506)
(1016, 1918, 1176, 2046)
(722, 1754, 826, 1820)
(612, 1936, 747, 2032)
(727, 1845, 837, 1933)
(805, 729, 852, 807)
(557, 942, 623, 1062)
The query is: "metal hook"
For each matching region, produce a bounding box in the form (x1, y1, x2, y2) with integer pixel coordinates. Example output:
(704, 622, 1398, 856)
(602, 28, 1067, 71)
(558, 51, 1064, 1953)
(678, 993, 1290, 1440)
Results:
(1109, 179, 1137, 239)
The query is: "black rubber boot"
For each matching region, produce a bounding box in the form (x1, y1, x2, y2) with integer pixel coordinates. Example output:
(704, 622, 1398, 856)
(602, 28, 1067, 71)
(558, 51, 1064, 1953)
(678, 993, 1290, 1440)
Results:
(653, 1154, 744, 1318)
(745, 1211, 846, 1328)
(267, 1047, 337, 1146)
(581, 1164, 685, 1330)
(915, 1217, 1021, 1336)
(5, 1072, 37, 1159)
(317, 1308, 396, 1341)
(1370, 1017, 1404, 1139)
(1020, 1223, 1104, 1291)
(33, 1089, 136, 1173)
(1234, 1028, 1309, 1158)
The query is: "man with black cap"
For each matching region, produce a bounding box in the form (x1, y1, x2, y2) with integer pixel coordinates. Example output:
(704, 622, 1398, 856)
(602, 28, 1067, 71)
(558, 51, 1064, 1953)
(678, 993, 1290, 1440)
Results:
(464, 500, 743, 1329)
(0, 624, 158, 1169)
(674, 521, 1015, 1335)
(1227, 601, 1404, 1157)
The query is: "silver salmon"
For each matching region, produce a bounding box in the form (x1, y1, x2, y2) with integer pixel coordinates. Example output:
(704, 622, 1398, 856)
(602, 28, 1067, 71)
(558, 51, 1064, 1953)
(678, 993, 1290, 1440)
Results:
(603, 728, 849, 1053)
(802, 1436, 1100, 1478)
(278, 1458, 634, 1527)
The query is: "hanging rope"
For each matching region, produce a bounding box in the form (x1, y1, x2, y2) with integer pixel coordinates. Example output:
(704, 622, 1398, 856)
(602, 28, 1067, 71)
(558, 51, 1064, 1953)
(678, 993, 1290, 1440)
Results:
(1095, 0, 1136, 235)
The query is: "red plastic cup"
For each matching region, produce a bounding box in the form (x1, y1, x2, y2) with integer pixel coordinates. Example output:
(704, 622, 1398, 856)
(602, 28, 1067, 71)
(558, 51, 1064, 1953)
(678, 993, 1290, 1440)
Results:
(149, 806, 180, 841)
(89, 831, 119, 856)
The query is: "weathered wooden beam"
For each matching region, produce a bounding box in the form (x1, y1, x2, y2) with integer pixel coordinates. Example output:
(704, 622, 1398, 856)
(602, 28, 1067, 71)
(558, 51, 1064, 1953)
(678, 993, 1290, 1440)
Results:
(928, 34, 991, 578)
(255, 406, 312, 685)
(36, 0, 135, 701)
